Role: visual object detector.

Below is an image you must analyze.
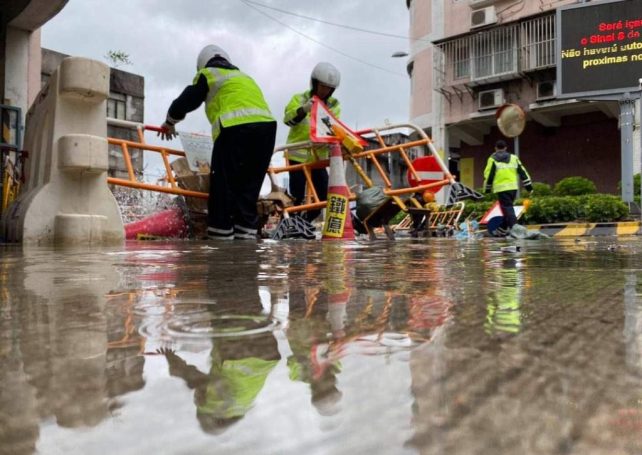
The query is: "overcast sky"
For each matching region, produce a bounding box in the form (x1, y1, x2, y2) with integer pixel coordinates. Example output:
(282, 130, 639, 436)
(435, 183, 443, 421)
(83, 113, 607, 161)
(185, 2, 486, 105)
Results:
(41, 0, 411, 148)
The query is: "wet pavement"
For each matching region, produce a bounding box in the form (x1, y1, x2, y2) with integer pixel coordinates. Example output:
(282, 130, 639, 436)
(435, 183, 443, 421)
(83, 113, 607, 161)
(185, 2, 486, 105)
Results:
(2, 237, 642, 454)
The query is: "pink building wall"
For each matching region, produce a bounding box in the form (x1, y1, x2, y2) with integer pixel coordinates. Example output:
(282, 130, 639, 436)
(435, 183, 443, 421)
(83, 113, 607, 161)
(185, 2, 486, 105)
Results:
(406, 0, 625, 194)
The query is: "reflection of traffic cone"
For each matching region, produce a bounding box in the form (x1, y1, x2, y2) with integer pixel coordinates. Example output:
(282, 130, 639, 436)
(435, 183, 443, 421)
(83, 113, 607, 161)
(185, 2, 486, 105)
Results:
(322, 143, 355, 240)
(124, 206, 189, 239)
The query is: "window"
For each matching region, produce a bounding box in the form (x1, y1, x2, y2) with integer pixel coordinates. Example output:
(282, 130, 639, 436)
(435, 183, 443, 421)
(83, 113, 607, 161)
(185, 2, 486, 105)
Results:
(472, 27, 517, 80)
(522, 14, 555, 71)
(107, 93, 126, 120)
(452, 44, 470, 80)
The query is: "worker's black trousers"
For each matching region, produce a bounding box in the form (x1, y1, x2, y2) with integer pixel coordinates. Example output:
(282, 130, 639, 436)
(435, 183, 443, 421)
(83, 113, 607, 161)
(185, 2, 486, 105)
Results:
(208, 121, 277, 239)
(497, 190, 518, 229)
(288, 164, 328, 222)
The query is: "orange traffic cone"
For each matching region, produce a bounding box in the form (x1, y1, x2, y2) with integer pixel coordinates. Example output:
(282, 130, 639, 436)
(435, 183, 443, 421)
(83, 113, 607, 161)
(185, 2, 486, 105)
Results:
(124, 206, 189, 240)
(322, 143, 355, 240)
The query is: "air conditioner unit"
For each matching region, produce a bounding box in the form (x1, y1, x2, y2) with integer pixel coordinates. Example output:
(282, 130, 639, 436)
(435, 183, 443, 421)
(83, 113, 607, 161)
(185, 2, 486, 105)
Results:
(536, 80, 556, 100)
(469, 0, 496, 7)
(478, 88, 504, 110)
(471, 6, 498, 29)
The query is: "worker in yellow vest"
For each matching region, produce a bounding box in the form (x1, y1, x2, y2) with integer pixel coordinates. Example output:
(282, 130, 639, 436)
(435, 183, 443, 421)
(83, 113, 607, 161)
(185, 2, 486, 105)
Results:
(483, 139, 533, 235)
(159, 44, 277, 240)
(283, 62, 341, 222)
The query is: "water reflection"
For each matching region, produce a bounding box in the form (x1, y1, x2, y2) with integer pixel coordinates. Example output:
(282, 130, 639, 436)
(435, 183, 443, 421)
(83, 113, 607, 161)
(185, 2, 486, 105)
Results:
(484, 258, 523, 337)
(0, 247, 145, 455)
(4, 238, 642, 453)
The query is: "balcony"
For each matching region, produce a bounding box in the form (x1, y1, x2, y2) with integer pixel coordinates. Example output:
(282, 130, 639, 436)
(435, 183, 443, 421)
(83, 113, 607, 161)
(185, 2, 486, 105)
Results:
(469, 0, 499, 7)
(434, 14, 556, 97)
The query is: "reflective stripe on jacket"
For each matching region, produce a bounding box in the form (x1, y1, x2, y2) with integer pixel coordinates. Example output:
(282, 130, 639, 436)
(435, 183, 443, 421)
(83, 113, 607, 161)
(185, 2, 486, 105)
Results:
(195, 67, 274, 141)
(283, 90, 340, 163)
(483, 153, 532, 193)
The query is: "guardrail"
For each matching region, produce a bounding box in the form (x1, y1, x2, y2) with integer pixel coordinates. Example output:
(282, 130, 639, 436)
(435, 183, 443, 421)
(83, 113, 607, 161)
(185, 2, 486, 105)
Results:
(106, 119, 455, 215)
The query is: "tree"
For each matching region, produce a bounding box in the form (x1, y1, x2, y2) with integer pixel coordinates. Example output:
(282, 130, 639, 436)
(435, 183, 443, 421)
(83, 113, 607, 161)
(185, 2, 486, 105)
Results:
(105, 50, 132, 68)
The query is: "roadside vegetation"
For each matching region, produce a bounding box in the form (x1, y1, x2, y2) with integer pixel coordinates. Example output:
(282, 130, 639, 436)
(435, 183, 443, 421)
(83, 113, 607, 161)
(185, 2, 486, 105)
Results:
(462, 176, 631, 224)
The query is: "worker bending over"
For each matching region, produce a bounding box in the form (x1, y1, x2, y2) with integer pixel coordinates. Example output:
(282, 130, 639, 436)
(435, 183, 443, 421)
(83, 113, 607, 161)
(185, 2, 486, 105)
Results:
(159, 44, 276, 240)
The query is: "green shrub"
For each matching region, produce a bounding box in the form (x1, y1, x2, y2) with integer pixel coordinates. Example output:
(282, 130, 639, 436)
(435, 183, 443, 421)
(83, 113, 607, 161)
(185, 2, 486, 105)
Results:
(531, 182, 552, 197)
(521, 196, 580, 224)
(553, 176, 597, 196)
(518, 194, 628, 224)
(577, 194, 629, 222)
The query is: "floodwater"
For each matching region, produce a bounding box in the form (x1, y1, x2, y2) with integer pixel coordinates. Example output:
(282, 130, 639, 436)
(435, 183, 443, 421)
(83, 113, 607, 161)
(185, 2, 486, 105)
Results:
(2, 237, 642, 454)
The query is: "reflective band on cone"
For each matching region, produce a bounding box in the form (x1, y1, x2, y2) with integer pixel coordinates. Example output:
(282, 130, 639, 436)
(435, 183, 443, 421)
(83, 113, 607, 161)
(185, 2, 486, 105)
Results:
(322, 143, 355, 240)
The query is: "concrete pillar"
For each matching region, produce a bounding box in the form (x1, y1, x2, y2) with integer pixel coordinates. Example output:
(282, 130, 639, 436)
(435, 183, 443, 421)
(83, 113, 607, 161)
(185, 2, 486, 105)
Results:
(3, 26, 41, 143)
(1, 57, 124, 245)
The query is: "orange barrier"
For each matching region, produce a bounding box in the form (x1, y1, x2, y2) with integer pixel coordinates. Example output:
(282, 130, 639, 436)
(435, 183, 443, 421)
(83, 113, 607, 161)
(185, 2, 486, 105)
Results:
(106, 120, 455, 217)
(106, 119, 207, 200)
(270, 123, 455, 214)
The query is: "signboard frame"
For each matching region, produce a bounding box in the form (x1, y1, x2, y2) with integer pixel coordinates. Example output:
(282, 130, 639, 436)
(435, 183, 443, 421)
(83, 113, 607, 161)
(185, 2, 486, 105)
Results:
(556, 0, 642, 99)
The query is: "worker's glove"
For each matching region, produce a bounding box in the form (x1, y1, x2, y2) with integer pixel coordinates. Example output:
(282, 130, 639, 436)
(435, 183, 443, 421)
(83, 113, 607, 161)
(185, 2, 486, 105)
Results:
(301, 99, 314, 113)
(525, 184, 533, 193)
(158, 121, 177, 141)
(484, 188, 491, 195)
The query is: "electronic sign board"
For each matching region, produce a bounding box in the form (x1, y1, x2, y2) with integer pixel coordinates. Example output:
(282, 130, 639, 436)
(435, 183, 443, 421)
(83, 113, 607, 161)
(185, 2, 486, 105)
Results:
(557, 0, 642, 97)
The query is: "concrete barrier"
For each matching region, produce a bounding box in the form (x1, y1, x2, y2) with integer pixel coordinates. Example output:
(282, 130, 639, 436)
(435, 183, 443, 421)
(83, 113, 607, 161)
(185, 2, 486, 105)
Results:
(1, 57, 124, 245)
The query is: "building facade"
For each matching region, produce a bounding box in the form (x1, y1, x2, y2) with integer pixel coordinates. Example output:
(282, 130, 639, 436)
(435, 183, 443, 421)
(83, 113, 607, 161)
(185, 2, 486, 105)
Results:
(41, 48, 145, 179)
(407, 0, 640, 194)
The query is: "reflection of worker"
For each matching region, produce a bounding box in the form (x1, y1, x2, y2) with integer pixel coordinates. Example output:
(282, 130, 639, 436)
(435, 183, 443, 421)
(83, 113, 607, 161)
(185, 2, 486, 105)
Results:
(283, 62, 341, 222)
(484, 260, 522, 337)
(483, 140, 532, 235)
(159, 44, 277, 240)
(286, 318, 343, 416)
(159, 335, 279, 434)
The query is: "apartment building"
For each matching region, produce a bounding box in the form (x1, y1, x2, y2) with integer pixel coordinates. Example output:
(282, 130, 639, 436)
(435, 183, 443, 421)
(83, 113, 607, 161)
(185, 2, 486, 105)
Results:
(41, 48, 145, 180)
(406, 0, 637, 193)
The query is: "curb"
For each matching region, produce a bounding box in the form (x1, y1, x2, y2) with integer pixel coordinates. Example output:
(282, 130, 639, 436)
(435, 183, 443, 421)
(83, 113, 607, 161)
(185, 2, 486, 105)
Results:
(525, 221, 642, 237)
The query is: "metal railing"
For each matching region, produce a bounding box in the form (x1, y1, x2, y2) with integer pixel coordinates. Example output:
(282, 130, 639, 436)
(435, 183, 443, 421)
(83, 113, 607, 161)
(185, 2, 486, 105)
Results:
(106, 118, 207, 199)
(434, 13, 556, 91)
(269, 123, 455, 214)
(106, 120, 456, 216)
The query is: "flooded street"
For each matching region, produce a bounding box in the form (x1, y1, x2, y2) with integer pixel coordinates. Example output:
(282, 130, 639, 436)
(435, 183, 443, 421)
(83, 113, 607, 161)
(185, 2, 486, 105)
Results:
(3, 237, 642, 454)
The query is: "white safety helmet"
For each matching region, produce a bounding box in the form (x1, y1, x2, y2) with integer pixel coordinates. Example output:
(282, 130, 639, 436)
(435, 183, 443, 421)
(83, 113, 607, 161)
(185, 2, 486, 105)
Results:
(197, 45, 231, 70)
(311, 62, 340, 89)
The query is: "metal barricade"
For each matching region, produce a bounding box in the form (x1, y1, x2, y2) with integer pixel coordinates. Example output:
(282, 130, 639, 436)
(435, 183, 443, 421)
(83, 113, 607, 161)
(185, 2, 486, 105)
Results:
(269, 123, 456, 215)
(106, 121, 459, 229)
(106, 118, 207, 200)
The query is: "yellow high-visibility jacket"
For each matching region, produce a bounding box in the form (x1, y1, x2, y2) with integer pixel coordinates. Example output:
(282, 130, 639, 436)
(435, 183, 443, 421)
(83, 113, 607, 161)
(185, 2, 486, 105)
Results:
(483, 152, 532, 193)
(195, 67, 274, 141)
(283, 90, 340, 163)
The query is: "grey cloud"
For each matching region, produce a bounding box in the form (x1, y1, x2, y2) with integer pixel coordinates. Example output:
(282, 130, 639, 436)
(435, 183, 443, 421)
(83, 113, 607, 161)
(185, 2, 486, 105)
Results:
(42, 0, 411, 145)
